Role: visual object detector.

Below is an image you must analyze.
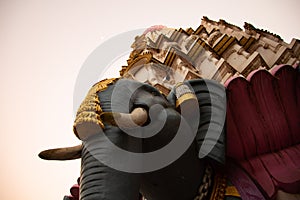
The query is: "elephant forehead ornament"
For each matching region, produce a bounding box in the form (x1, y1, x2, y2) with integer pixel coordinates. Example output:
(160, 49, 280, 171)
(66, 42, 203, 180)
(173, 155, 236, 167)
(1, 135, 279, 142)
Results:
(39, 25, 232, 200)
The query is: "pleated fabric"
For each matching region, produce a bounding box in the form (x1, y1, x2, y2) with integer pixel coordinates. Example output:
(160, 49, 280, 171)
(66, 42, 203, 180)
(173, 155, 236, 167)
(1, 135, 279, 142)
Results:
(226, 65, 300, 199)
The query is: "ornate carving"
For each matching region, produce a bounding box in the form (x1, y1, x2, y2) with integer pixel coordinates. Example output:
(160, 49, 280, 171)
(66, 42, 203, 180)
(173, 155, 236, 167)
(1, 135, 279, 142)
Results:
(119, 18, 299, 95)
(73, 78, 118, 138)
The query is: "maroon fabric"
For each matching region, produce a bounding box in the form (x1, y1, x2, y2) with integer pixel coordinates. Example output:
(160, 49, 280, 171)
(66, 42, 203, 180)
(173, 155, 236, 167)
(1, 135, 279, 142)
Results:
(64, 184, 79, 200)
(226, 77, 265, 160)
(70, 184, 79, 199)
(270, 65, 300, 144)
(226, 65, 300, 199)
(226, 161, 265, 200)
(239, 144, 300, 197)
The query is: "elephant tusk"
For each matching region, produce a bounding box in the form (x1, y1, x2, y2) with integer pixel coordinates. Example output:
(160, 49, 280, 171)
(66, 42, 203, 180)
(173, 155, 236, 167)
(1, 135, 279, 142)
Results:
(130, 107, 148, 126)
(100, 107, 148, 128)
(39, 108, 148, 161)
(38, 144, 82, 160)
(75, 107, 149, 140)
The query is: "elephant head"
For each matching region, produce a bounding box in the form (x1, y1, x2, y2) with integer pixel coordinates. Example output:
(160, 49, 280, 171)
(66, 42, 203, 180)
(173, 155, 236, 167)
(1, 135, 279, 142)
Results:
(39, 77, 226, 200)
(39, 25, 229, 200)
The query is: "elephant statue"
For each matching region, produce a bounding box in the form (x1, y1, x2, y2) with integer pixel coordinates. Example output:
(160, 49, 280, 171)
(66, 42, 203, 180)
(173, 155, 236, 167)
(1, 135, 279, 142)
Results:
(39, 77, 240, 200)
(39, 20, 300, 200)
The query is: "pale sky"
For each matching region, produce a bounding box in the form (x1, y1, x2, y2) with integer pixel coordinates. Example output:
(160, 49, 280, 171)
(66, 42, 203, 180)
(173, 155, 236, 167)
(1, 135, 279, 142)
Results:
(0, 0, 299, 199)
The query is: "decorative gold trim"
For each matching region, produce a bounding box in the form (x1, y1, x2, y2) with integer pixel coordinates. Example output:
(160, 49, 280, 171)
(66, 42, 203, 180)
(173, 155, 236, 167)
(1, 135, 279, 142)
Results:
(218, 37, 235, 55)
(176, 93, 197, 108)
(73, 78, 118, 138)
(209, 174, 226, 200)
(153, 83, 170, 96)
(213, 35, 229, 53)
(194, 166, 241, 200)
(243, 37, 255, 51)
(90, 78, 118, 93)
(122, 53, 153, 76)
(164, 48, 176, 66)
(194, 25, 205, 35)
(225, 186, 241, 198)
(194, 165, 213, 200)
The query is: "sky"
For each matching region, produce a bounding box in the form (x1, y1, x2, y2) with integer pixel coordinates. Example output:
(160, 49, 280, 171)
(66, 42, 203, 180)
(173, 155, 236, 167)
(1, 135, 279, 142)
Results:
(0, 0, 299, 199)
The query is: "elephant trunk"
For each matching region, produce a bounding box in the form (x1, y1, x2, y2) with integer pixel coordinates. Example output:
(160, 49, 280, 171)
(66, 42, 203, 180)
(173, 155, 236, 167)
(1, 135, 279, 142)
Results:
(80, 143, 104, 200)
(80, 131, 141, 200)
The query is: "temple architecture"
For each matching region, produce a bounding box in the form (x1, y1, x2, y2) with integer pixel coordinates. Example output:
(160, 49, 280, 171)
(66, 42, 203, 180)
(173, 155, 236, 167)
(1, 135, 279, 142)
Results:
(120, 16, 300, 95)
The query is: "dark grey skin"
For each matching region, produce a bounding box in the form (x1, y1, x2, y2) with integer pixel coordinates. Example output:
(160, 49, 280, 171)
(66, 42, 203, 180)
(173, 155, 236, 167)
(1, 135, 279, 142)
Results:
(39, 79, 227, 200)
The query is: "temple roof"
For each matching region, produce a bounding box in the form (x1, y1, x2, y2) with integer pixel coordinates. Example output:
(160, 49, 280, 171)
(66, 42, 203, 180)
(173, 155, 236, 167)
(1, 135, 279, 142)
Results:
(120, 17, 300, 95)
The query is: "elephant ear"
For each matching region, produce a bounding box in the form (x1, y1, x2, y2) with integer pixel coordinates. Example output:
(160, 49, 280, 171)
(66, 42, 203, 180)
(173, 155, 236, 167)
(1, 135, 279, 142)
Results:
(167, 79, 226, 164)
